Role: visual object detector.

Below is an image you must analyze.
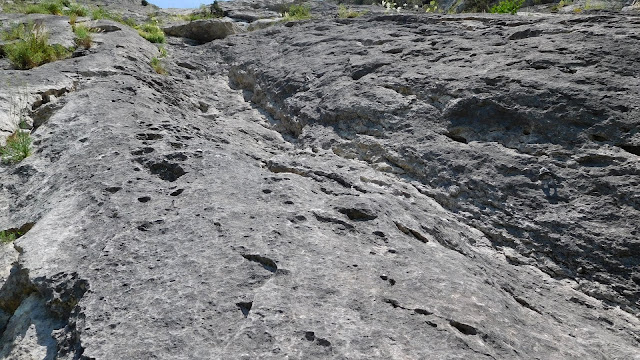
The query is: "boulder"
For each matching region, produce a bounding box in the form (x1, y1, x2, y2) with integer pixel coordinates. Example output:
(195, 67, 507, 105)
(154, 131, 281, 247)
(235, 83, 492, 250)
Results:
(162, 18, 244, 43)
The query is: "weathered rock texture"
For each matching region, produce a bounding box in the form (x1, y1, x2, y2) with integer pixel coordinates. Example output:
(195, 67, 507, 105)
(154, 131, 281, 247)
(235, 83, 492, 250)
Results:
(162, 19, 245, 43)
(0, 3, 639, 359)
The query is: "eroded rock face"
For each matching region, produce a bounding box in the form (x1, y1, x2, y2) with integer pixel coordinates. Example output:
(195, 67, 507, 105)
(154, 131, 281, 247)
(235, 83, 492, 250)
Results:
(220, 12, 640, 312)
(0, 5, 639, 360)
(162, 19, 245, 43)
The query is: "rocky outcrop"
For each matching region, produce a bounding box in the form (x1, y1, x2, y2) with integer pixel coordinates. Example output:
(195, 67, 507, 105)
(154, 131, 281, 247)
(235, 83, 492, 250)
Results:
(221, 13, 640, 313)
(162, 18, 245, 43)
(0, 3, 639, 359)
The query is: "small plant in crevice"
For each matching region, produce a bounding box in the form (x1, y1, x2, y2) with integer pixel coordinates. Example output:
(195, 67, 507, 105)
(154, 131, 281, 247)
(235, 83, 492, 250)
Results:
(0, 230, 17, 244)
(282, 4, 312, 21)
(150, 57, 167, 75)
(73, 24, 93, 49)
(158, 45, 168, 58)
(1, 130, 32, 165)
(490, 0, 524, 13)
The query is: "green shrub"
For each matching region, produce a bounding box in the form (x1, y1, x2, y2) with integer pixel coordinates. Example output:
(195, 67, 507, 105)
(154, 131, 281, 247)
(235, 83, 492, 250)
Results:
(3, 23, 71, 69)
(150, 57, 167, 74)
(282, 4, 312, 21)
(490, 0, 524, 13)
(1, 131, 32, 164)
(136, 23, 165, 43)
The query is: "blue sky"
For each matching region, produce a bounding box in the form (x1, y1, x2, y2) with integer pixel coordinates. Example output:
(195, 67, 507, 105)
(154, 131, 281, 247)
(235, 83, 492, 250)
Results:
(149, 0, 226, 8)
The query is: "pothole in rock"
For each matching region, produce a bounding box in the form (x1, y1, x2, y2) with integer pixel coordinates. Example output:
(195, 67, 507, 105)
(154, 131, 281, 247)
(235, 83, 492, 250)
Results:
(145, 161, 186, 182)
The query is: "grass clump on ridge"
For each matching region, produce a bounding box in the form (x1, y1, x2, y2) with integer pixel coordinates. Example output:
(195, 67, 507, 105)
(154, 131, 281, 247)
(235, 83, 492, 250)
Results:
(20, 1, 88, 16)
(2, 23, 71, 69)
(136, 22, 165, 43)
(282, 4, 312, 21)
(25, 1, 63, 15)
(1, 131, 32, 165)
(337, 4, 367, 18)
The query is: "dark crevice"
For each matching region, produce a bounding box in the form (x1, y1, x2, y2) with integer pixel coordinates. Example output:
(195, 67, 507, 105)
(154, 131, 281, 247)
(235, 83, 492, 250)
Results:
(312, 171, 367, 193)
(394, 222, 429, 243)
(414, 308, 433, 316)
(513, 296, 541, 314)
(241, 254, 278, 273)
(105, 186, 122, 194)
(136, 133, 163, 141)
(170, 189, 184, 196)
(337, 207, 377, 221)
(444, 132, 468, 144)
(383, 298, 408, 310)
(313, 212, 355, 230)
(449, 320, 478, 335)
(236, 301, 253, 318)
(618, 145, 640, 156)
(589, 134, 609, 142)
(303, 331, 331, 346)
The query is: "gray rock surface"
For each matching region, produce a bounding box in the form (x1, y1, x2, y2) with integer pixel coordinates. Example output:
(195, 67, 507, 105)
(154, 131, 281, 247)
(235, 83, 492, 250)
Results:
(0, 3, 639, 359)
(162, 18, 245, 43)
